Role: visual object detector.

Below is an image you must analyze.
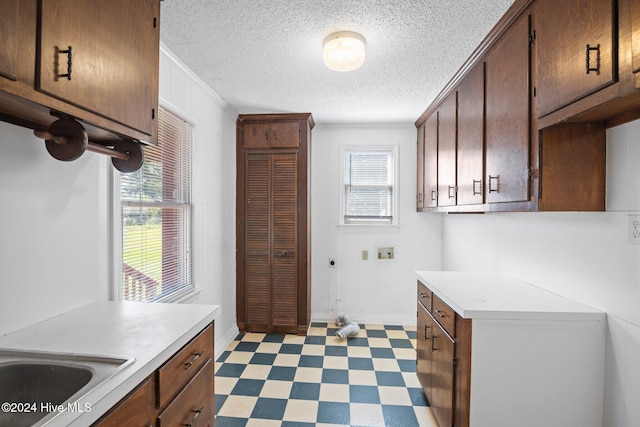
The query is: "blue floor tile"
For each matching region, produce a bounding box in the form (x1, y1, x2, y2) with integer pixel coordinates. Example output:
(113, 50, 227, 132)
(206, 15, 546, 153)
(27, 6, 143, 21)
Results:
(215, 394, 228, 414)
(389, 338, 414, 348)
(289, 382, 321, 400)
(406, 330, 417, 339)
(375, 371, 406, 387)
(263, 333, 286, 343)
(365, 329, 389, 338)
(279, 343, 303, 354)
(267, 366, 297, 381)
(408, 387, 429, 406)
(370, 347, 395, 359)
(398, 359, 416, 372)
(214, 416, 248, 427)
(325, 345, 348, 357)
(322, 368, 349, 384)
(384, 325, 404, 330)
(304, 335, 326, 345)
(317, 401, 350, 424)
(216, 363, 246, 378)
(249, 352, 277, 365)
(348, 357, 374, 371)
(299, 355, 324, 368)
(216, 350, 231, 363)
(382, 404, 419, 426)
(250, 397, 288, 420)
(350, 384, 381, 404)
(235, 341, 261, 352)
(231, 379, 265, 396)
(347, 337, 369, 347)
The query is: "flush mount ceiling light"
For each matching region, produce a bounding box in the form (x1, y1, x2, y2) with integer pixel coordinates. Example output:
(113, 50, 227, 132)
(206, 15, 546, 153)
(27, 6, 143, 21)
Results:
(323, 31, 366, 72)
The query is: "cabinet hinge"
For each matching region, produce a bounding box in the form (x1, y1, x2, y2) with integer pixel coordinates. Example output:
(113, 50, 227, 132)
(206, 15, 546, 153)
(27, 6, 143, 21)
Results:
(528, 167, 533, 180)
(528, 30, 536, 46)
(453, 357, 458, 369)
(154, 17, 157, 29)
(152, 108, 156, 120)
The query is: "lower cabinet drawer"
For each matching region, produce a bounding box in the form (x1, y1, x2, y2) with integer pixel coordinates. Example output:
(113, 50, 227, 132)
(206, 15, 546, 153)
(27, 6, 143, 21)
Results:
(432, 294, 455, 337)
(158, 323, 214, 408)
(158, 358, 214, 427)
(418, 281, 433, 312)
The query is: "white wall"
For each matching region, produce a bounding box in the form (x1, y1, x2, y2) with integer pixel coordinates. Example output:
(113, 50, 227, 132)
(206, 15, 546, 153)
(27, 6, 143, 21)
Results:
(440, 120, 640, 427)
(0, 122, 107, 335)
(311, 124, 442, 325)
(158, 46, 239, 350)
(0, 47, 240, 357)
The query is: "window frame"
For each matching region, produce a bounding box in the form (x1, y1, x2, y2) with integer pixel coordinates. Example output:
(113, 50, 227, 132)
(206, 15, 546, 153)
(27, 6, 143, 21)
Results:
(111, 103, 197, 303)
(339, 144, 399, 228)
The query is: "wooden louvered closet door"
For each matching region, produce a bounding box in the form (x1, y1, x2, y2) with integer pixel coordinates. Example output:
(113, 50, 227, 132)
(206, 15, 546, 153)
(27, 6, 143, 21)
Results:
(237, 113, 313, 335)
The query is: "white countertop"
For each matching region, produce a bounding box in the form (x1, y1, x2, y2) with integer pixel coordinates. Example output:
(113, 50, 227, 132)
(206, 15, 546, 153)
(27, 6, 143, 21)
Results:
(0, 301, 219, 426)
(416, 271, 603, 321)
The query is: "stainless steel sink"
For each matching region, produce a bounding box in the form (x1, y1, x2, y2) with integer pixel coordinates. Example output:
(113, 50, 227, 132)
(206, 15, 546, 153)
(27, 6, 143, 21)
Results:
(0, 349, 134, 427)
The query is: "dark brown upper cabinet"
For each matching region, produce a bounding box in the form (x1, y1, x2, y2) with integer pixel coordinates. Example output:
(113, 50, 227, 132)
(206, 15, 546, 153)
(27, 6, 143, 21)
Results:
(0, 0, 19, 81)
(485, 13, 532, 205)
(456, 62, 485, 206)
(416, 124, 425, 210)
(534, 0, 616, 118)
(423, 113, 439, 209)
(0, 0, 160, 145)
(437, 92, 458, 207)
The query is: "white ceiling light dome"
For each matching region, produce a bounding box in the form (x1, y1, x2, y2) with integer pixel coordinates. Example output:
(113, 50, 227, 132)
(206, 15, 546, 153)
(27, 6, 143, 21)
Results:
(323, 31, 366, 72)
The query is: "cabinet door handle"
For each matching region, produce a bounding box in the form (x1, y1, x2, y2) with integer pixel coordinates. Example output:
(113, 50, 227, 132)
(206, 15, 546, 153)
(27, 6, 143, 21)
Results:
(448, 186, 456, 199)
(586, 44, 601, 75)
(431, 335, 437, 352)
(56, 46, 73, 81)
(472, 179, 482, 195)
(184, 405, 204, 427)
(424, 324, 431, 340)
(431, 190, 437, 201)
(184, 351, 203, 369)
(434, 309, 445, 318)
(418, 193, 423, 203)
(488, 175, 499, 193)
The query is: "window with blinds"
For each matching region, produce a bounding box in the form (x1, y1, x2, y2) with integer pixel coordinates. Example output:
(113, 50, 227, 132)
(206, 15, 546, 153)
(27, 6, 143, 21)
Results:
(119, 107, 193, 302)
(343, 147, 396, 224)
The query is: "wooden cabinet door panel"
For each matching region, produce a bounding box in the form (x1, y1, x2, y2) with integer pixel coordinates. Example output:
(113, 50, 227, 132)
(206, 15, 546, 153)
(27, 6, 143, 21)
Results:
(270, 121, 300, 148)
(457, 63, 484, 206)
(417, 304, 433, 394)
(417, 124, 425, 210)
(0, 0, 18, 81)
(424, 113, 439, 208)
(485, 13, 531, 204)
(535, 0, 615, 117)
(633, 0, 640, 75)
(438, 92, 457, 207)
(93, 376, 155, 427)
(271, 154, 298, 332)
(245, 155, 271, 330)
(38, 0, 159, 136)
(243, 122, 271, 148)
(431, 320, 455, 427)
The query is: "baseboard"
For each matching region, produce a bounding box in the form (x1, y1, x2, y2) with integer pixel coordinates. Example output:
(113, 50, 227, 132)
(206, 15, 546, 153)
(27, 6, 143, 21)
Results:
(311, 312, 416, 327)
(215, 323, 240, 360)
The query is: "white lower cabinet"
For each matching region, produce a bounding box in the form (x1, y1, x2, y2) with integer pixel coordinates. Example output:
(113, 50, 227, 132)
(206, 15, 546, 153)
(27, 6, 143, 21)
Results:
(417, 271, 606, 427)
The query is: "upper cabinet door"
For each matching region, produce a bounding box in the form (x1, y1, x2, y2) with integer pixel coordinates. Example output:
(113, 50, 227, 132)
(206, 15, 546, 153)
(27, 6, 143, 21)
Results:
(38, 0, 159, 138)
(416, 124, 425, 210)
(423, 113, 439, 208)
(437, 92, 457, 207)
(456, 63, 484, 206)
(534, 0, 615, 117)
(0, 0, 19, 81)
(485, 13, 531, 205)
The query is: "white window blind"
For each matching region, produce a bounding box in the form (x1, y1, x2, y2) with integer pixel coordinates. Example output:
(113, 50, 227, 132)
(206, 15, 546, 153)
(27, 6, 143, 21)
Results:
(343, 148, 394, 224)
(119, 106, 193, 302)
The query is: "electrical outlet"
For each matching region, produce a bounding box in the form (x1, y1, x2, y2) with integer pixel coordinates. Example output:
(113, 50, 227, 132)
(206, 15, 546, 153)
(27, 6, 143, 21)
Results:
(629, 215, 640, 245)
(362, 250, 368, 260)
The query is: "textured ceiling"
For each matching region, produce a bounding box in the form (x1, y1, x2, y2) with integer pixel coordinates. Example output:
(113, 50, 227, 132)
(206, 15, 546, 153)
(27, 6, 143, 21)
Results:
(160, 1, 515, 124)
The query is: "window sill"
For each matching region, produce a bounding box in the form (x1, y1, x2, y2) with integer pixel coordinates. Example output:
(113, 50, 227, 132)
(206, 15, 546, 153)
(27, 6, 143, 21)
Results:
(154, 287, 202, 304)
(337, 224, 400, 233)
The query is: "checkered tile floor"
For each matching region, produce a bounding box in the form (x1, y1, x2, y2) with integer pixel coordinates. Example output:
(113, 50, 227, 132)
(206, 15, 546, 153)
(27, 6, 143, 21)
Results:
(214, 323, 439, 426)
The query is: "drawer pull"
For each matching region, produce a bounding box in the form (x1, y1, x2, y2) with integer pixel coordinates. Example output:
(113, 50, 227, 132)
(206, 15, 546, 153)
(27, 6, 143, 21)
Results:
(419, 292, 428, 299)
(488, 175, 499, 193)
(435, 309, 445, 318)
(184, 351, 203, 369)
(184, 405, 204, 427)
